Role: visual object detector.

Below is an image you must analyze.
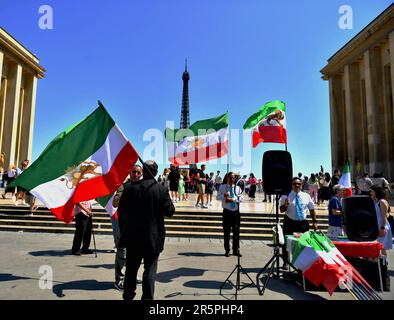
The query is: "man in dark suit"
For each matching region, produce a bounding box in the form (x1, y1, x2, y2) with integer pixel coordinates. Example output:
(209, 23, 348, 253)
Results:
(118, 160, 175, 300)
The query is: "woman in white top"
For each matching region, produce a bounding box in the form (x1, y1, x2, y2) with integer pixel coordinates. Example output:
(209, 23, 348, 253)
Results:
(370, 185, 392, 256)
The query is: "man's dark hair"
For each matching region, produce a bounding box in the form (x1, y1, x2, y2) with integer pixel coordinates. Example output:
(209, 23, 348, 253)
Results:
(292, 177, 302, 183)
(143, 160, 158, 178)
(298, 172, 302, 178)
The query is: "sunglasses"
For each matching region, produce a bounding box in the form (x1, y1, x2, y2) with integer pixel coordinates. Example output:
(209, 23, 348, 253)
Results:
(293, 183, 301, 186)
(132, 171, 142, 174)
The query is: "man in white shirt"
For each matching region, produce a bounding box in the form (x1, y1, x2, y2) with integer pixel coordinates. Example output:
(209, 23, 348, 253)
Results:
(358, 173, 373, 196)
(279, 177, 318, 268)
(217, 172, 243, 257)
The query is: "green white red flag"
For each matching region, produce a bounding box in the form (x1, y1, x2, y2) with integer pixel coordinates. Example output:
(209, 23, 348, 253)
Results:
(165, 112, 229, 165)
(243, 100, 287, 147)
(288, 231, 368, 295)
(10, 102, 139, 223)
(339, 161, 352, 197)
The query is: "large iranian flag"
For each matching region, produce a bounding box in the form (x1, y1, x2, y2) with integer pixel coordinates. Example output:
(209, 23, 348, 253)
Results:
(165, 112, 228, 165)
(288, 231, 368, 295)
(10, 102, 139, 223)
(243, 100, 287, 147)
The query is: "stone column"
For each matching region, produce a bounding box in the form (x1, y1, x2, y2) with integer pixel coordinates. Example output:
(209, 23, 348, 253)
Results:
(1, 62, 22, 167)
(343, 65, 355, 172)
(0, 50, 3, 80)
(389, 31, 394, 181)
(19, 74, 37, 162)
(344, 62, 365, 178)
(370, 47, 389, 176)
(329, 75, 346, 171)
(364, 50, 380, 175)
(0, 50, 4, 158)
(329, 77, 338, 171)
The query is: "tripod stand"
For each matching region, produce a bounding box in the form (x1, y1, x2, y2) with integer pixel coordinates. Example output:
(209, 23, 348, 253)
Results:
(256, 194, 296, 296)
(219, 179, 257, 300)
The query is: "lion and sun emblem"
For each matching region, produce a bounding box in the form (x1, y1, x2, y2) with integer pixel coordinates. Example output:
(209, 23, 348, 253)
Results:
(60, 160, 102, 189)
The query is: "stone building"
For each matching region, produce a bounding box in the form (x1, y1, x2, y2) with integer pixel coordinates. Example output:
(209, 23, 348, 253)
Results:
(321, 4, 394, 182)
(0, 28, 45, 171)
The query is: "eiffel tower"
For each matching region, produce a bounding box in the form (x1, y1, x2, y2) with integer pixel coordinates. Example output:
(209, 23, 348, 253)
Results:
(179, 60, 197, 174)
(180, 60, 190, 129)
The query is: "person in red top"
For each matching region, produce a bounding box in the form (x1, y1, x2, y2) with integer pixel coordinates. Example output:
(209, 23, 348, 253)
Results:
(247, 173, 257, 200)
(71, 200, 93, 255)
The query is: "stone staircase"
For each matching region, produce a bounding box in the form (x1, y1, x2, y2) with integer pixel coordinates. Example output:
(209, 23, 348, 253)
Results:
(0, 204, 329, 240)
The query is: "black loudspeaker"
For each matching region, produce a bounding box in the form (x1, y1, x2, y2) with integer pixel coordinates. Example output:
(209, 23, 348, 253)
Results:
(262, 150, 292, 195)
(342, 196, 379, 242)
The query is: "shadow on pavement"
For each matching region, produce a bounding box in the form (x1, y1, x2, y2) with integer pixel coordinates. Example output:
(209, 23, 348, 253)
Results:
(0, 273, 31, 282)
(178, 252, 225, 257)
(261, 278, 325, 300)
(183, 280, 232, 290)
(157, 267, 207, 283)
(53, 280, 114, 297)
(29, 249, 113, 257)
(78, 264, 114, 270)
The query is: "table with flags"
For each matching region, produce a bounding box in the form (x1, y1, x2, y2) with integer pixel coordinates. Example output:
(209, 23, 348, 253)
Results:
(286, 231, 382, 300)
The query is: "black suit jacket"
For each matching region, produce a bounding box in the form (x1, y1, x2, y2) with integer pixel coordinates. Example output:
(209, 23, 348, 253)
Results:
(118, 178, 175, 255)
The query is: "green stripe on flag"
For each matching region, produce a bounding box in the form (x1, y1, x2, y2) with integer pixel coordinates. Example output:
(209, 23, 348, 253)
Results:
(11, 103, 115, 190)
(243, 100, 285, 130)
(165, 112, 228, 142)
(96, 193, 113, 207)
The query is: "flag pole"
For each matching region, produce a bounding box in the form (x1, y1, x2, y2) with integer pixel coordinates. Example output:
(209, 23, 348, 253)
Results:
(227, 110, 230, 174)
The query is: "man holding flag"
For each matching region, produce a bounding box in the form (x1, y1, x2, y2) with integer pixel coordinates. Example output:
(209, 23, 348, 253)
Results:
(110, 164, 143, 291)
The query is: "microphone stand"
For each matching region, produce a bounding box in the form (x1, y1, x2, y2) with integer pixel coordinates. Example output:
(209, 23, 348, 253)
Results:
(220, 179, 257, 300)
(256, 193, 297, 296)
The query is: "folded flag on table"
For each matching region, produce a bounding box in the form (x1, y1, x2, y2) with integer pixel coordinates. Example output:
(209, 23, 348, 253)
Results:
(243, 100, 287, 147)
(9, 102, 139, 223)
(165, 112, 228, 165)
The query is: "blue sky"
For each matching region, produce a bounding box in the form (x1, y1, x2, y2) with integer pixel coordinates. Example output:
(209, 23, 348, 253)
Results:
(1, 0, 391, 178)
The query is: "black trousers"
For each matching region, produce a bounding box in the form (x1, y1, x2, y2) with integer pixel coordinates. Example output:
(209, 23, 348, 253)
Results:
(71, 213, 92, 253)
(282, 215, 309, 264)
(222, 209, 240, 253)
(249, 185, 256, 198)
(123, 249, 159, 300)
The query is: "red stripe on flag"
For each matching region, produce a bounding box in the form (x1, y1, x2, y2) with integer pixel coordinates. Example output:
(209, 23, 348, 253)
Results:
(50, 142, 138, 223)
(73, 142, 138, 202)
(252, 131, 264, 148)
(169, 141, 228, 165)
(258, 126, 287, 144)
(50, 199, 76, 224)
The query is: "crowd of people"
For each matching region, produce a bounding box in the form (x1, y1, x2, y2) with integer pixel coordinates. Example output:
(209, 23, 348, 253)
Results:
(0, 158, 392, 299)
(0, 159, 38, 213)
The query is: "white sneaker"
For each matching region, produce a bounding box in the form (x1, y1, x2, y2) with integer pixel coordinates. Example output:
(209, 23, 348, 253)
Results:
(202, 204, 208, 208)
(14, 202, 19, 206)
(11, 196, 16, 201)
(209, 202, 213, 206)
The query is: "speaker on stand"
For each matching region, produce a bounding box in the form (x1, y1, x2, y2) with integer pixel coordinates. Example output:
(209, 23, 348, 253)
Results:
(256, 150, 296, 296)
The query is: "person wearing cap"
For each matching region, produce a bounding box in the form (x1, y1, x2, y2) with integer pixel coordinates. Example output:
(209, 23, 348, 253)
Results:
(327, 184, 345, 240)
(118, 160, 175, 300)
